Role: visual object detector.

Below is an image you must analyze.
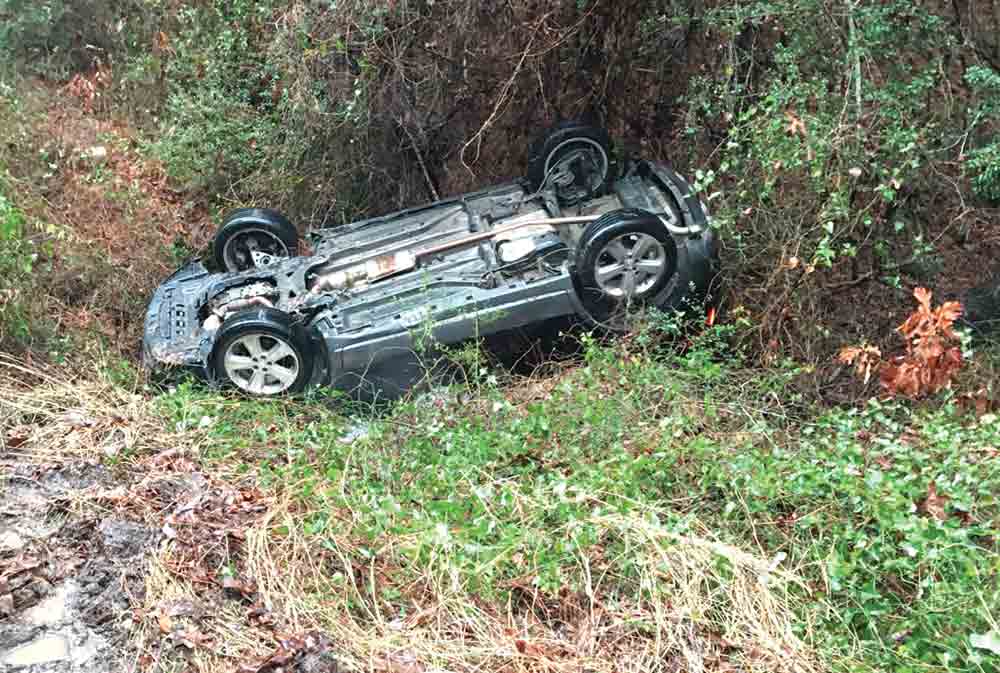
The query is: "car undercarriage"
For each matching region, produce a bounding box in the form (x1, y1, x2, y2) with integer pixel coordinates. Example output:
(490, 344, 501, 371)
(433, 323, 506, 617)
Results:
(143, 124, 718, 399)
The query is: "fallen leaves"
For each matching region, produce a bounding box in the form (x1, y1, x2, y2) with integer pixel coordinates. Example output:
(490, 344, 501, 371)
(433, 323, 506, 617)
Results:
(956, 388, 1000, 417)
(222, 575, 259, 601)
(838, 344, 882, 385)
(243, 631, 338, 673)
(784, 110, 807, 137)
(63, 64, 112, 113)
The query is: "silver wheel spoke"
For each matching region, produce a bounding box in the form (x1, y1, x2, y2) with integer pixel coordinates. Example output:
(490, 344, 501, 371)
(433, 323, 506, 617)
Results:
(267, 364, 298, 386)
(226, 355, 255, 371)
(632, 236, 655, 259)
(596, 263, 626, 283)
(248, 369, 267, 394)
(242, 335, 263, 358)
(605, 240, 629, 263)
(265, 342, 295, 363)
(635, 259, 665, 275)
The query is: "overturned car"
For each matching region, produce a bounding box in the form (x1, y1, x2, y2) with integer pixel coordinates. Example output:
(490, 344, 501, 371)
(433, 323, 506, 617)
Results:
(142, 123, 718, 398)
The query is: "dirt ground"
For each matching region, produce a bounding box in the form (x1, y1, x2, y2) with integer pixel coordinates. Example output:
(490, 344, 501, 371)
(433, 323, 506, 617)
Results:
(1, 383, 343, 673)
(0, 459, 152, 671)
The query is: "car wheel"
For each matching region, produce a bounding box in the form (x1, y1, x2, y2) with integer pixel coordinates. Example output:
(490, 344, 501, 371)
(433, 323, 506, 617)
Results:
(527, 121, 612, 206)
(213, 208, 298, 273)
(210, 308, 313, 396)
(574, 209, 678, 326)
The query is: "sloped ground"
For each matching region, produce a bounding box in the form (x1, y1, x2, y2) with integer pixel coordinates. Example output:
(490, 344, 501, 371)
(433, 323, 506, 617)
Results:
(1, 79, 213, 356)
(2, 77, 999, 673)
(1, 360, 820, 673)
(0, 364, 340, 673)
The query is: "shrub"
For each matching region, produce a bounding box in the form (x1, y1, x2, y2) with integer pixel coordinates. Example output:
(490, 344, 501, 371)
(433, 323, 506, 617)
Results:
(681, 0, 983, 360)
(0, 192, 36, 346)
(965, 65, 1000, 204)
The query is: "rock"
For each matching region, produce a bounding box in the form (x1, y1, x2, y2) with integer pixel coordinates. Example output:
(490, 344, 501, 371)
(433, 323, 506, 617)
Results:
(0, 593, 13, 616)
(12, 577, 52, 611)
(23, 582, 71, 625)
(2, 634, 70, 667)
(0, 530, 25, 552)
(299, 650, 340, 673)
(98, 519, 153, 558)
(7, 572, 32, 592)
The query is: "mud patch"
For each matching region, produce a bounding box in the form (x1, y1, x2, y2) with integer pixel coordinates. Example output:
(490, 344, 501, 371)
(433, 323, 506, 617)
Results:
(0, 459, 157, 672)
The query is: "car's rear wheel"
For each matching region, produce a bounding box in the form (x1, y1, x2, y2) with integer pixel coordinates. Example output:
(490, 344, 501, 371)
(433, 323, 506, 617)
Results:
(527, 121, 611, 206)
(213, 208, 298, 273)
(211, 308, 313, 396)
(574, 209, 678, 326)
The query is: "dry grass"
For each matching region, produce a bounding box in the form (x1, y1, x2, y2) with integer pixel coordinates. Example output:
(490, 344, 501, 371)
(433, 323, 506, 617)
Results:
(1, 357, 821, 673)
(141, 496, 820, 673)
(0, 355, 194, 462)
(131, 480, 821, 673)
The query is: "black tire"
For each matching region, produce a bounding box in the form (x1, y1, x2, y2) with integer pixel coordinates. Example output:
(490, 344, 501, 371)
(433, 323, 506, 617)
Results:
(212, 208, 298, 273)
(574, 209, 678, 325)
(210, 307, 313, 396)
(527, 121, 612, 205)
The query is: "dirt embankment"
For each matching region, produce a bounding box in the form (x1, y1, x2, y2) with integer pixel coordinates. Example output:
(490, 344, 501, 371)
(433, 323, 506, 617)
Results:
(3, 80, 213, 356)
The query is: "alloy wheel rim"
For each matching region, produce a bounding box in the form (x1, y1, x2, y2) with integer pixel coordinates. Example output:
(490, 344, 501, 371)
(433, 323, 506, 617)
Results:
(593, 232, 668, 299)
(223, 333, 300, 395)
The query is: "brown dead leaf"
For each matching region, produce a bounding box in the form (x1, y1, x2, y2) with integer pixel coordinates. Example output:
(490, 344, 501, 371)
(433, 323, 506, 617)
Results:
(514, 639, 554, 658)
(247, 601, 275, 627)
(875, 455, 893, 470)
(158, 612, 173, 634)
(160, 598, 204, 619)
(248, 631, 336, 673)
(4, 427, 29, 448)
(957, 389, 999, 417)
(866, 288, 966, 398)
(785, 110, 807, 136)
(175, 629, 213, 649)
(920, 482, 949, 521)
(154, 31, 170, 52)
(222, 575, 258, 600)
(839, 344, 882, 385)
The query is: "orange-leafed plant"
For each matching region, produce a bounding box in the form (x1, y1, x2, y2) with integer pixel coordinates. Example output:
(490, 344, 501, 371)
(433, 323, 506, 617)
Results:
(839, 287, 964, 399)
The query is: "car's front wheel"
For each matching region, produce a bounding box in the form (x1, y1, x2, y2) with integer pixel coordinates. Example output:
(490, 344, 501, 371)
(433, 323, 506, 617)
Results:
(211, 308, 313, 396)
(212, 208, 299, 273)
(574, 209, 678, 326)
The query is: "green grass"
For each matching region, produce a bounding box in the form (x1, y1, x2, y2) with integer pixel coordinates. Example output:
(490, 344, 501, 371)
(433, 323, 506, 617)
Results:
(154, 327, 1000, 672)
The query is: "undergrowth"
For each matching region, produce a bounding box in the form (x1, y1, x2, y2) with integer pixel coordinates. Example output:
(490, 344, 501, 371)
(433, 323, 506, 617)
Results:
(138, 327, 1000, 673)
